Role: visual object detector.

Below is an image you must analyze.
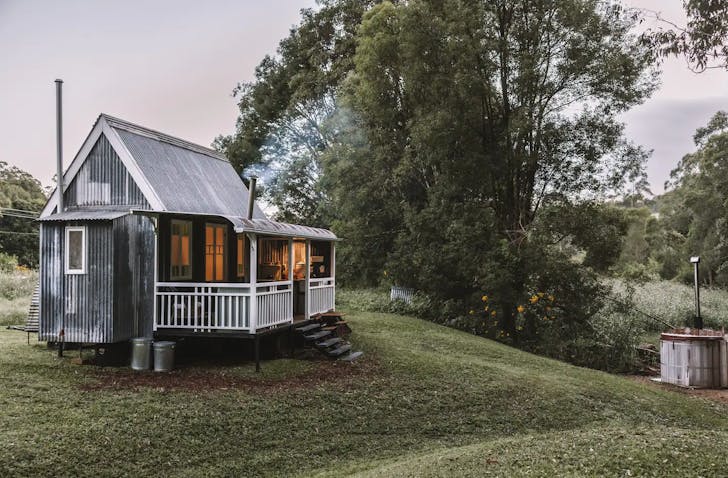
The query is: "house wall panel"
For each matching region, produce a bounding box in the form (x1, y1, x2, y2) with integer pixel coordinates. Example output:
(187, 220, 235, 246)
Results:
(112, 214, 155, 341)
(64, 134, 149, 209)
(39, 222, 114, 343)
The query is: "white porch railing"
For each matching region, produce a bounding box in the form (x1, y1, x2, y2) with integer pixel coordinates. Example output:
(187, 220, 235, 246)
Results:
(255, 281, 294, 329)
(155, 281, 294, 333)
(309, 278, 335, 316)
(155, 283, 253, 332)
(155, 278, 333, 333)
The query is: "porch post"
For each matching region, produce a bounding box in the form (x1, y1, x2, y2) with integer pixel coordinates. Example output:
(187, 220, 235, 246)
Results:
(288, 238, 293, 322)
(152, 216, 159, 333)
(331, 241, 335, 310)
(248, 233, 257, 333)
(305, 239, 311, 319)
(288, 238, 294, 282)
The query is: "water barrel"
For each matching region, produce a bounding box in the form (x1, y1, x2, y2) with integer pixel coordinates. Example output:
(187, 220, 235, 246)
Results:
(130, 337, 152, 371)
(660, 328, 727, 388)
(153, 341, 176, 372)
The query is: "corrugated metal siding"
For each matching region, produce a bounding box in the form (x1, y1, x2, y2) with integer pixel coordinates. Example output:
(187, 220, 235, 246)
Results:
(114, 128, 266, 218)
(39, 222, 114, 343)
(64, 134, 149, 209)
(112, 215, 155, 341)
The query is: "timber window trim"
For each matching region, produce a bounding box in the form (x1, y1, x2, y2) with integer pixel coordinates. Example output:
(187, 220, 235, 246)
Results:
(205, 223, 227, 282)
(236, 235, 245, 278)
(65, 226, 86, 275)
(170, 219, 193, 280)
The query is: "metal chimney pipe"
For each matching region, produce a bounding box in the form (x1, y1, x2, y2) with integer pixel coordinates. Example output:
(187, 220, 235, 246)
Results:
(55, 79, 64, 213)
(247, 175, 258, 220)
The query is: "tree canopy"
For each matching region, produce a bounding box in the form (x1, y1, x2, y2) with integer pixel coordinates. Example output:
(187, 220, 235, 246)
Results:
(0, 162, 46, 267)
(224, 0, 657, 341)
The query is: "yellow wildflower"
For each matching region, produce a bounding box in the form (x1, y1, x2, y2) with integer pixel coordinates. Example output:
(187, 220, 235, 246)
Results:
(529, 295, 539, 304)
(548, 295, 555, 302)
(517, 305, 525, 314)
(484, 305, 489, 312)
(481, 295, 488, 302)
(469, 310, 475, 315)
(537, 292, 545, 298)
(516, 325, 523, 331)
(490, 310, 497, 317)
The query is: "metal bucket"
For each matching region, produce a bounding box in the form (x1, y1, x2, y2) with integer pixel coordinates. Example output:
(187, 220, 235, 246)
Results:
(153, 341, 176, 372)
(130, 337, 152, 371)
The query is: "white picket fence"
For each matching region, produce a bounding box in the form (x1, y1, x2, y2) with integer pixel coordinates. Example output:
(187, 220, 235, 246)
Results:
(390, 286, 415, 304)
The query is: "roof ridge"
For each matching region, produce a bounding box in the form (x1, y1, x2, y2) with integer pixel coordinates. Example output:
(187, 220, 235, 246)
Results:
(100, 113, 229, 162)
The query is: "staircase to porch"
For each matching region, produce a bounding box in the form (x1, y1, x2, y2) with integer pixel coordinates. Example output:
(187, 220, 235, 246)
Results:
(293, 312, 363, 362)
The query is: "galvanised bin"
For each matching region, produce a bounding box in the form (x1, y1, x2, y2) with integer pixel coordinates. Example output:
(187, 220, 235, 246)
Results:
(130, 337, 152, 371)
(153, 341, 176, 372)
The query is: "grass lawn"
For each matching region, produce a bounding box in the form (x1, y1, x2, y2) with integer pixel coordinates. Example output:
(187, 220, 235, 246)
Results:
(2, 308, 728, 477)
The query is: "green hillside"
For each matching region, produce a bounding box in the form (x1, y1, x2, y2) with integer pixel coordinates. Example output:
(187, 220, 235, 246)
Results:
(1, 309, 727, 477)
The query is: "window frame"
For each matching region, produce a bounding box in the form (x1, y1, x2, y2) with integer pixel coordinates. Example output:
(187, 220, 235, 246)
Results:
(170, 219, 193, 280)
(204, 222, 227, 282)
(65, 226, 87, 275)
(236, 235, 245, 279)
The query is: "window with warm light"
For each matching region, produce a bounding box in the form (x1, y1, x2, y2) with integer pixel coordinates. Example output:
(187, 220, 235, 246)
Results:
(170, 220, 192, 279)
(236, 235, 245, 278)
(205, 223, 226, 281)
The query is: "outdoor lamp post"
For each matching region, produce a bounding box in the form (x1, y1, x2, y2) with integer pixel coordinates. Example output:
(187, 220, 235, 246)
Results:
(690, 256, 702, 329)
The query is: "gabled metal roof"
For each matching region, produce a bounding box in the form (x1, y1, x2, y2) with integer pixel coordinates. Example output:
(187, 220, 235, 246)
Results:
(104, 115, 267, 219)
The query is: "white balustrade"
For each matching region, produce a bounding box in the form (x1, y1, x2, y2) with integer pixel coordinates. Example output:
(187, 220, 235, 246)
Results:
(309, 278, 335, 316)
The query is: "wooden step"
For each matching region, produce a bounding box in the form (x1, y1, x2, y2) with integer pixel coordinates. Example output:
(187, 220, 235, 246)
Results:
(303, 330, 331, 342)
(340, 351, 364, 362)
(327, 343, 352, 358)
(316, 337, 342, 348)
(295, 323, 321, 333)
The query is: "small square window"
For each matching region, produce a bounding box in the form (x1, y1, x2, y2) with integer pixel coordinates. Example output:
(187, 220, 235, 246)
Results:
(65, 226, 86, 274)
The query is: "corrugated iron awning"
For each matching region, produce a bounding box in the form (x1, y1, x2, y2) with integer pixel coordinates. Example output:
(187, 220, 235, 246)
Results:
(130, 209, 337, 241)
(39, 210, 131, 222)
(233, 218, 337, 241)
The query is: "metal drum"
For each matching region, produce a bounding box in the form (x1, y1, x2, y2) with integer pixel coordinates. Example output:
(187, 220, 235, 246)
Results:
(153, 341, 176, 372)
(130, 337, 152, 371)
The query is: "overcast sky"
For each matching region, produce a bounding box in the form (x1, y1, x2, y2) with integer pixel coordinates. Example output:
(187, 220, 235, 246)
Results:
(0, 0, 725, 195)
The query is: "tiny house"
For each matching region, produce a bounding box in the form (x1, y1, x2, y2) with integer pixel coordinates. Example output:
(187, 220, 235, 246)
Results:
(38, 114, 336, 347)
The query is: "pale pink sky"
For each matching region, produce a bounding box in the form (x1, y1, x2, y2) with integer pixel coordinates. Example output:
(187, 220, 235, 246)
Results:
(0, 0, 725, 194)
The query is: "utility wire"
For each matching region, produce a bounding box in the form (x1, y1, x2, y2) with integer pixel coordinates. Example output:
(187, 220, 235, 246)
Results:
(0, 213, 38, 219)
(596, 290, 677, 330)
(0, 207, 41, 215)
(0, 230, 39, 236)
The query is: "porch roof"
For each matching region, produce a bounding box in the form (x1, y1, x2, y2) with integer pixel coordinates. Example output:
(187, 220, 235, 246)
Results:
(131, 210, 337, 241)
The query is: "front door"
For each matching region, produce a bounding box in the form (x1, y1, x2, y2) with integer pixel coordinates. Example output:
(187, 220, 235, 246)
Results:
(205, 223, 226, 281)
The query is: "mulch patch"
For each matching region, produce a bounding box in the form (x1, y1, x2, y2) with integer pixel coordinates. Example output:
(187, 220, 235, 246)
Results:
(80, 357, 379, 394)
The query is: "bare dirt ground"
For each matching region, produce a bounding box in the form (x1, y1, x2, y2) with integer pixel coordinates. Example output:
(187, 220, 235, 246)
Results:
(630, 375, 728, 405)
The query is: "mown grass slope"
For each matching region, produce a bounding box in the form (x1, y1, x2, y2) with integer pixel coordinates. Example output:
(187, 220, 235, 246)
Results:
(2, 308, 728, 477)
